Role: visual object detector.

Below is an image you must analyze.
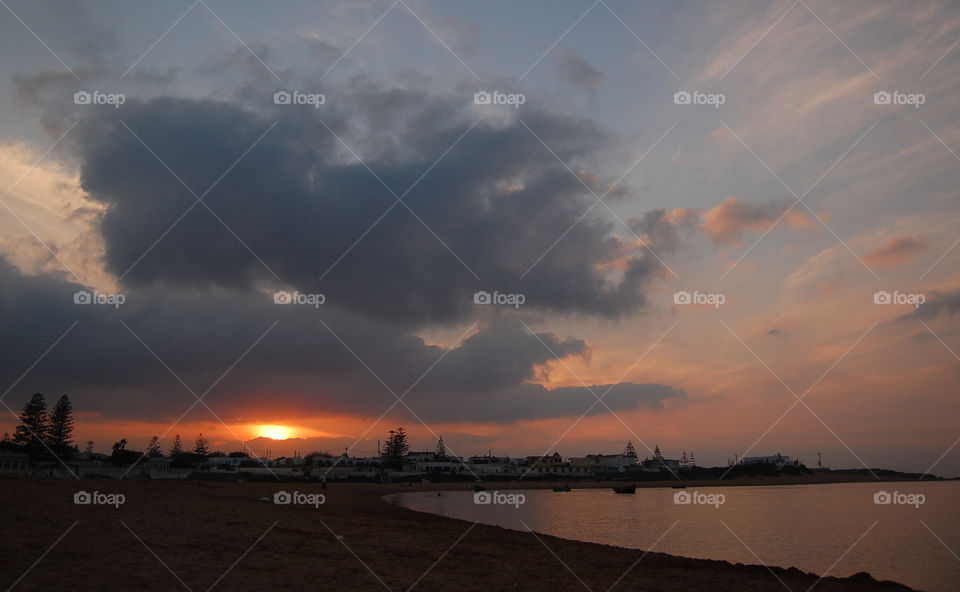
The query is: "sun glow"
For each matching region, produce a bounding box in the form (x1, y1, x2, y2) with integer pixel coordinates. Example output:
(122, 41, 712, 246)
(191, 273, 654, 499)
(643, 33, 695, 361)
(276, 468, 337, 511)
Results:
(255, 425, 294, 440)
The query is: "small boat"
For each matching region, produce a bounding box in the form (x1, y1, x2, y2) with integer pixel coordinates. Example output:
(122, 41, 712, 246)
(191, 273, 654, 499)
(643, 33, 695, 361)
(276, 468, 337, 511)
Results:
(473, 485, 486, 492)
(671, 485, 686, 489)
(552, 485, 571, 492)
(612, 484, 636, 494)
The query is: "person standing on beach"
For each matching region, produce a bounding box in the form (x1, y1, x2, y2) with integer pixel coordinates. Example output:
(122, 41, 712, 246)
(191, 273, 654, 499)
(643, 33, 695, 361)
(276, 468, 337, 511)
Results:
(321, 475, 327, 489)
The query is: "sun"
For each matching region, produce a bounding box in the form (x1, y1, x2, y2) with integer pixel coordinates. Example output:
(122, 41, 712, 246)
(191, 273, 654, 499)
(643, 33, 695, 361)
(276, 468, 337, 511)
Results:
(256, 425, 294, 440)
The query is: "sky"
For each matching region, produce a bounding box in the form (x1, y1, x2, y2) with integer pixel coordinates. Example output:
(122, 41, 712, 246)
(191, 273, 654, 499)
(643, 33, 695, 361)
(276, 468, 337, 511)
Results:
(0, 0, 958, 475)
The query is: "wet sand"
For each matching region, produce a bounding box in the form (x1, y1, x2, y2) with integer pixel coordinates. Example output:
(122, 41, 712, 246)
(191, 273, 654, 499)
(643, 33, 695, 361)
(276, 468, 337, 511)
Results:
(0, 477, 919, 591)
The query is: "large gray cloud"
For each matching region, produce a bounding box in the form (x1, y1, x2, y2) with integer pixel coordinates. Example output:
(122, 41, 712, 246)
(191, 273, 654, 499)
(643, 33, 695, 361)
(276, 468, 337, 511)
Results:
(1, 76, 691, 429)
(68, 89, 664, 326)
(0, 257, 685, 424)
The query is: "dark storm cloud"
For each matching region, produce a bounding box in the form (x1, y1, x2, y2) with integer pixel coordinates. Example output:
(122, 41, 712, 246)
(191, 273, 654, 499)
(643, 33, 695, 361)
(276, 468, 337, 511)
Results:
(420, 322, 588, 392)
(2, 78, 691, 427)
(407, 381, 686, 424)
(68, 89, 665, 326)
(0, 258, 685, 423)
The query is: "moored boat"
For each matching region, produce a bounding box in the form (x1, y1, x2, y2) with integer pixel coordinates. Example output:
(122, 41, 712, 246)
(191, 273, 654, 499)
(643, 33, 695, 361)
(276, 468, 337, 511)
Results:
(612, 484, 636, 494)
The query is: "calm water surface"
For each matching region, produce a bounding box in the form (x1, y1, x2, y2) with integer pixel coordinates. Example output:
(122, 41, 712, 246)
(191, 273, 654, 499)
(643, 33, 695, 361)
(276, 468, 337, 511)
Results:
(391, 481, 960, 592)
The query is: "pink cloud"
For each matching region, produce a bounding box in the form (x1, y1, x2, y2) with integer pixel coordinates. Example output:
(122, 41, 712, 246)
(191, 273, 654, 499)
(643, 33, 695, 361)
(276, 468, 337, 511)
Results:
(863, 236, 928, 268)
(701, 197, 783, 245)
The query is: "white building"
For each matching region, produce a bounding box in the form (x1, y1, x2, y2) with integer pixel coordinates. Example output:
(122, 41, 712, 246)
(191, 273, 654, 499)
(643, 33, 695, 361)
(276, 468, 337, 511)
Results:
(569, 454, 635, 473)
(468, 455, 520, 476)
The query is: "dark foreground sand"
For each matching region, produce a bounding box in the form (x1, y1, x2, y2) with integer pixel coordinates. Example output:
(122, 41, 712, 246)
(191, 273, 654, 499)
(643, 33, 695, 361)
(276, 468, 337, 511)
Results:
(0, 477, 917, 591)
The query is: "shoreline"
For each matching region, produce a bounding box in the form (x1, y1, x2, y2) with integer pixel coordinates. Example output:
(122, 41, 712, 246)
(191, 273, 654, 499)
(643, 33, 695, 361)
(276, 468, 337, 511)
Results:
(1, 476, 920, 591)
(423, 472, 948, 490)
(384, 477, 946, 588)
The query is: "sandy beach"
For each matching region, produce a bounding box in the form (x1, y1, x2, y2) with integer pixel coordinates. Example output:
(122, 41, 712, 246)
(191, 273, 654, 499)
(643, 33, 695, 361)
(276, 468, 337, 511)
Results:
(0, 476, 920, 591)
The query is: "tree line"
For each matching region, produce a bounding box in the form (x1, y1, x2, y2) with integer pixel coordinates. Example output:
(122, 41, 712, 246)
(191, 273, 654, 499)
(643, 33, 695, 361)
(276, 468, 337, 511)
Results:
(4, 393, 427, 472)
(1, 393, 75, 457)
(2, 393, 248, 468)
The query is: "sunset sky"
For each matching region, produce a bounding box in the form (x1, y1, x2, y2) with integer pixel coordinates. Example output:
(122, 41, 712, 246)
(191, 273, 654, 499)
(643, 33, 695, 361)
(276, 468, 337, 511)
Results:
(0, 0, 958, 475)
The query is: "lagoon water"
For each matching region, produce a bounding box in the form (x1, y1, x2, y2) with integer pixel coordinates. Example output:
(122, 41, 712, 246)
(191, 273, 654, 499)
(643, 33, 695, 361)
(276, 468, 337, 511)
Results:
(392, 481, 960, 592)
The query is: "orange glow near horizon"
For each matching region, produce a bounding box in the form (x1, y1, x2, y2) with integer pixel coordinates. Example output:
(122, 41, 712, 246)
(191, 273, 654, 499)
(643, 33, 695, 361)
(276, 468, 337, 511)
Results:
(254, 424, 295, 440)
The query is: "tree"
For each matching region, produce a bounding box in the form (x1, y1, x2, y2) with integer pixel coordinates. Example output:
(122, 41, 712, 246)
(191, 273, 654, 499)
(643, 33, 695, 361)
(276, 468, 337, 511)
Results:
(84, 441, 95, 454)
(146, 436, 162, 457)
(193, 433, 210, 459)
(169, 434, 184, 456)
(435, 436, 447, 460)
(383, 427, 409, 470)
(48, 395, 75, 455)
(13, 393, 49, 457)
(623, 440, 638, 461)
